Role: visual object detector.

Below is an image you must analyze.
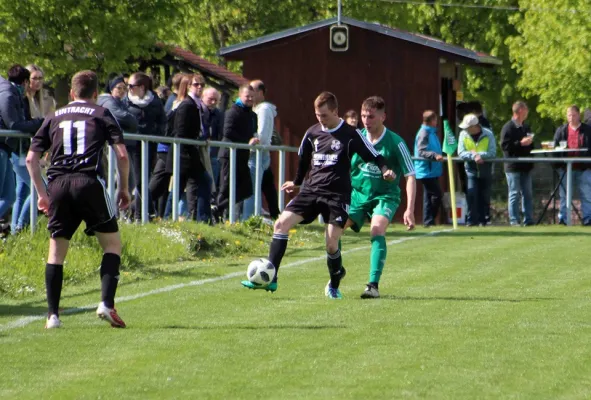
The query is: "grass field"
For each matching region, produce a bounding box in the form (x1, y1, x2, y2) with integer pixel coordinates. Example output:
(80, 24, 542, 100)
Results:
(1, 225, 591, 399)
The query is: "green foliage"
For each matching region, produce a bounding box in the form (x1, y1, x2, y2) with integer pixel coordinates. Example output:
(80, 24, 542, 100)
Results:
(508, 0, 591, 121)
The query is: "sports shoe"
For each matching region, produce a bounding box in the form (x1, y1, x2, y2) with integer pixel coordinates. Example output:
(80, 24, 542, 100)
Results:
(360, 284, 380, 299)
(324, 282, 343, 299)
(96, 302, 126, 328)
(45, 314, 61, 329)
(241, 280, 278, 292)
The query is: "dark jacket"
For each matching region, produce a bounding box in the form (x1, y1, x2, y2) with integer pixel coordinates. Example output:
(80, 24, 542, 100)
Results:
(501, 119, 534, 172)
(97, 94, 138, 133)
(553, 123, 591, 169)
(124, 91, 167, 147)
(165, 96, 204, 174)
(208, 108, 224, 158)
(0, 75, 43, 153)
(218, 103, 257, 161)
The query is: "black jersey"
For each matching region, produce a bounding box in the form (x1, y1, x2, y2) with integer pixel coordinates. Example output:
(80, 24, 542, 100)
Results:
(30, 101, 125, 181)
(293, 119, 386, 202)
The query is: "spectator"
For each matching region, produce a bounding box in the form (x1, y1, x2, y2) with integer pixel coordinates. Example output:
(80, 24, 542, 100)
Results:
(124, 72, 167, 221)
(165, 73, 184, 113)
(584, 108, 591, 126)
(163, 74, 205, 220)
(156, 86, 171, 105)
(0, 65, 43, 231)
(501, 101, 534, 226)
(202, 87, 223, 192)
(553, 105, 591, 225)
(9, 65, 56, 234)
(242, 80, 277, 220)
(414, 110, 443, 227)
(213, 84, 258, 222)
(344, 109, 358, 128)
(468, 101, 492, 131)
(97, 76, 138, 133)
(458, 113, 496, 226)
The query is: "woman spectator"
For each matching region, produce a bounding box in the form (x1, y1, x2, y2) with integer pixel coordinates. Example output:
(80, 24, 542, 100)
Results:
(125, 72, 167, 221)
(11, 65, 55, 234)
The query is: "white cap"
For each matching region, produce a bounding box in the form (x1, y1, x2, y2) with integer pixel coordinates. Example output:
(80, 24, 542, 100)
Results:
(458, 114, 480, 129)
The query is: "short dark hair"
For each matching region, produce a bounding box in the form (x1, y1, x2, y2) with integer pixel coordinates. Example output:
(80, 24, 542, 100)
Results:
(8, 64, 30, 85)
(130, 72, 152, 91)
(71, 70, 98, 99)
(314, 91, 338, 111)
(423, 110, 438, 124)
(239, 83, 254, 93)
(344, 109, 358, 119)
(568, 105, 580, 114)
(468, 101, 483, 114)
(361, 96, 386, 112)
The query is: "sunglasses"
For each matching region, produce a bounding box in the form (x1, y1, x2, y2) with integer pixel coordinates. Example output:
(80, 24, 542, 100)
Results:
(192, 82, 205, 87)
(128, 83, 139, 88)
(31, 77, 44, 81)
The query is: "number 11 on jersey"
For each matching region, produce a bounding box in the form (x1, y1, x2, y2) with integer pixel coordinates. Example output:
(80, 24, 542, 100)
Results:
(59, 120, 86, 155)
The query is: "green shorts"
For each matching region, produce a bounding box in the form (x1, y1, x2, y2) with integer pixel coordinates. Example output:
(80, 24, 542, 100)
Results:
(348, 190, 400, 232)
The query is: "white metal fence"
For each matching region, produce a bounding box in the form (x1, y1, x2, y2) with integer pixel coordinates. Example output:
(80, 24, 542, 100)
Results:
(1, 130, 591, 233)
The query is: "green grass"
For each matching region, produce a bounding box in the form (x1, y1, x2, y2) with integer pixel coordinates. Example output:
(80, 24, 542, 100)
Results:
(1, 225, 591, 399)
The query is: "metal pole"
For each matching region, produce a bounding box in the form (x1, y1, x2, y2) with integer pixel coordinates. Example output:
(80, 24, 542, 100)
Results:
(229, 147, 237, 224)
(566, 162, 573, 226)
(254, 148, 262, 216)
(172, 142, 181, 221)
(140, 140, 149, 224)
(337, 0, 342, 24)
(107, 146, 116, 212)
(278, 150, 286, 212)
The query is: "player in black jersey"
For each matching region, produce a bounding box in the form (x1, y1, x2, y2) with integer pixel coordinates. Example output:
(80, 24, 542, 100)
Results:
(26, 70, 131, 329)
(242, 92, 395, 299)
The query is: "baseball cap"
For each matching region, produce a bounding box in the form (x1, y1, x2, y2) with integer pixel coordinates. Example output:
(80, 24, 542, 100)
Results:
(458, 113, 480, 129)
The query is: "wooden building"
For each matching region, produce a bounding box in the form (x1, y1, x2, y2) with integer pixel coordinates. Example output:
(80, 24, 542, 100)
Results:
(220, 16, 500, 222)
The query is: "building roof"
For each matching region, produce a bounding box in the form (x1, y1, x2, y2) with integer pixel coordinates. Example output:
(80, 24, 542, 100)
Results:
(219, 17, 501, 66)
(156, 43, 249, 88)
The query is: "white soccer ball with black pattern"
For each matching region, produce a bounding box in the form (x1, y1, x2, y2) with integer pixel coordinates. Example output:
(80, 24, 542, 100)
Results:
(246, 258, 276, 286)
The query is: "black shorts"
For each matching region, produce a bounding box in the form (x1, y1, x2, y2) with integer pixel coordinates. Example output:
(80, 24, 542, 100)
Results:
(285, 191, 349, 228)
(47, 174, 118, 240)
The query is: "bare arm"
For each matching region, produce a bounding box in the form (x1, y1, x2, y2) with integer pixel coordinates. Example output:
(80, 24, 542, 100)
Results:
(403, 175, 416, 230)
(113, 143, 131, 209)
(25, 150, 49, 213)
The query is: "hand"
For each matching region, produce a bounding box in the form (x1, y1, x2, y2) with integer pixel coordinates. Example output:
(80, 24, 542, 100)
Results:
(435, 154, 444, 161)
(520, 136, 533, 146)
(249, 137, 260, 145)
(403, 209, 415, 231)
(474, 154, 484, 164)
(382, 169, 396, 181)
(281, 181, 299, 193)
(117, 190, 131, 210)
(37, 194, 49, 215)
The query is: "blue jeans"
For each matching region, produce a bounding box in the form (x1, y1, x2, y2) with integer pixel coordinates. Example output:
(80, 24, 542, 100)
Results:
(505, 171, 534, 225)
(10, 153, 31, 233)
(242, 153, 271, 220)
(558, 169, 591, 224)
(0, 149, 15, 220)
(466, 174, 492, 226)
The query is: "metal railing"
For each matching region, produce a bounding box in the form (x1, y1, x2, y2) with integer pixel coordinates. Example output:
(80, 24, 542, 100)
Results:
(1, 129, 591, 233)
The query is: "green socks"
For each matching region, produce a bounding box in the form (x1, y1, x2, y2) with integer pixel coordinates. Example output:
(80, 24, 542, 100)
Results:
(369, 236, 387, 284)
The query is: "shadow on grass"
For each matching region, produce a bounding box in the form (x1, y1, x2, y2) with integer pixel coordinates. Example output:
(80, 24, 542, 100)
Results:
(378, 295, 559, 302)
(0, 304, 48, 317)
(160, 324, 347, 330)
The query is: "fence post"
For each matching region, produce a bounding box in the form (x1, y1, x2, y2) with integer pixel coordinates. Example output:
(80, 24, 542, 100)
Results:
(278, 150, 286, 212)
(566, 161, 573, 226)
(254, 148, 262, 216)
(229, 147, 237, 224)
(107, 146, 116, 212)
(172, 142, 181, 222)
(140, 140, 149, 224)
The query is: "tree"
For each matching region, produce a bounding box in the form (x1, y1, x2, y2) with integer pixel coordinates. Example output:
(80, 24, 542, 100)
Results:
(508, 0, 591, 122)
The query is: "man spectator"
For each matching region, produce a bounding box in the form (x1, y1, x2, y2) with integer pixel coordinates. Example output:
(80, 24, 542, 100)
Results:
(458, 113, 496, 226)
(344, 110, 358, 128)
(414, 110, 443, 227)
(213, 84, 258, 222)
(242, 80, 277, 220)
(0, 65, 43, 229)
(202, 87, 223, 194)
(501, 101, 534, 226)
(553, 105, 591, 225)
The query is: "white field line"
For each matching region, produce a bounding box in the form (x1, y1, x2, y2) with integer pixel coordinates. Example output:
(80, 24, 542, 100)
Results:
(0, 229, 451, 332)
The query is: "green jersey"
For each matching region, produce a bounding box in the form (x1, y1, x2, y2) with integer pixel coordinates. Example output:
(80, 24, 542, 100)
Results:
(350, 127, 415, 202)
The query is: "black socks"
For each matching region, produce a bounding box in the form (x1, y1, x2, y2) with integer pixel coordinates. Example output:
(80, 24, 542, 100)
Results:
(45, 264, 63, 316)
(100, 253, 121, 308)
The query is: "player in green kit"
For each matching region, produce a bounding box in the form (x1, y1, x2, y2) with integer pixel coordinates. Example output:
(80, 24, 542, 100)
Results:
(345, 96, 417, 299)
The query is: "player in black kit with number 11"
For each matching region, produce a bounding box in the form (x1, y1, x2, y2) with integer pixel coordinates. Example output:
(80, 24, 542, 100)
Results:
(26, 70, 131, 329)
(242, 91, 396, 299)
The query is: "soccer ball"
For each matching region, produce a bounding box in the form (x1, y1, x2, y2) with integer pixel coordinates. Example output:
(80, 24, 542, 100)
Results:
(246, 258, 276, 286)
